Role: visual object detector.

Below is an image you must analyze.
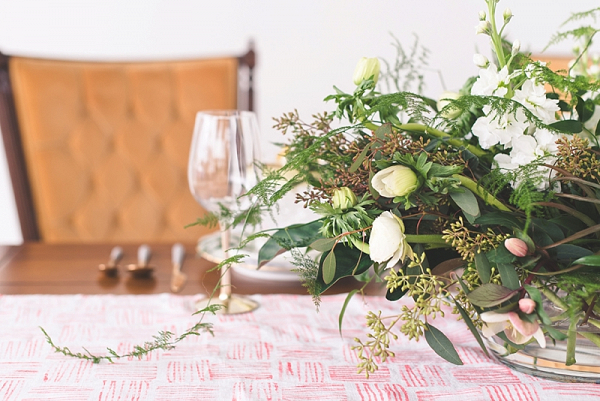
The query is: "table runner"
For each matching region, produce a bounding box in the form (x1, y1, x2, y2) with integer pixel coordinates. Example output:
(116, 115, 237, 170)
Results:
(0, 293, 598, 401)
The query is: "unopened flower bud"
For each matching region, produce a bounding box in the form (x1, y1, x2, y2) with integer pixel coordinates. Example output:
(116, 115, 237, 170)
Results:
(505, 237, 528, 257)
(511, 40, 521, 56)
(332, 187, 358, 210)
(353, 57, 380, 86)
(473, 53, 490, 68)
(503, 8, 513, 23)
(437, 91, 461, 119)
(518, 298, 536, 314)
(475, 21, 491, 35)
(371, 165, 419, 198)
(478, 10, 486, 21)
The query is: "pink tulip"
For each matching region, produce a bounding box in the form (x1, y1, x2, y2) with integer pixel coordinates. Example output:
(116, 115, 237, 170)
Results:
(505, 237, 528, 257)
(518, 298, 536, 314)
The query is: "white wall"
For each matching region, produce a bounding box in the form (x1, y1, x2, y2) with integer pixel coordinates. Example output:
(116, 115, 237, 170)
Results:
(0, 0, 597, 244)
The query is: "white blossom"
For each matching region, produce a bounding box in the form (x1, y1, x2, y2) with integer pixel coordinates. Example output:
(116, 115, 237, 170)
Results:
(512, 80, 559, 123)
(471, 106, 528, 149)
(369, 212, 413, 269)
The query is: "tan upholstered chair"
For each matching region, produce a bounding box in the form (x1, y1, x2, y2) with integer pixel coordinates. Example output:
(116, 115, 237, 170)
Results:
(0, 46, 255, 243)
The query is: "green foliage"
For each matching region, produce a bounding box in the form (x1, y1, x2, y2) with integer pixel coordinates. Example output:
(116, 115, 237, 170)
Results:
(40, 304, 221, 363)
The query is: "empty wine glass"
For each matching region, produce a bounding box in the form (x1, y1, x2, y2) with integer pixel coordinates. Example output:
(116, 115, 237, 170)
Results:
(188, 110, 261, 314)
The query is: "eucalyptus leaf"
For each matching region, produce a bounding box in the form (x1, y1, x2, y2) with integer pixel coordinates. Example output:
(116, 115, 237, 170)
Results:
(258, 220, 323, 268)
(424, 323, 463, 365)
(315, 244, 373, 294)
(467, 283, 518, 307)
(454, 301, 489, 357)
(497, 262, 521, 290)
(449, 188, 480, 217)
(350, 143, 372, 173)
(474, 252, 491, 283)
(310, 238, 337, 252)
(322, 251, 337, 284)
(374, 123, 393, 140)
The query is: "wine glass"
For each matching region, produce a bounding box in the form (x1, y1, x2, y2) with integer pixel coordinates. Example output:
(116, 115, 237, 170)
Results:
(188, 110, 261, 314)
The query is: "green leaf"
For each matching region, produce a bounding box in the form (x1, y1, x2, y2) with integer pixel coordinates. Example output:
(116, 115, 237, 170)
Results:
(467, 283, 518, 307)
(257, 220, 323, 268)
(531, 218, 565, 242)
(374, 123, 393, 140)
(338, 289, 359, 335)
(555, 244, 593, 263)
(315, 244, 373, 294)
(309, 238, 337, 252)
(572, 254, 600, 267)
(322, 251, 337, 284)
(454, 301, 489, 357)
(543, 325, 568, 341)
(549, 119, 583, 133)
(474, 252, 492, 283)
(424, 323, 463, 365)
(474, 212, 522, 230)
(386, 286, 407, 301)
(449, 188, 480, 217)
(350, 143, 372, 173)
(497, 262, 521, 290)
(523, 284, 552, 326)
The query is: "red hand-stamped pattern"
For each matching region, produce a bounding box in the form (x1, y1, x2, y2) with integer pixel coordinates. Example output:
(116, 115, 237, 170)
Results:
(0, 293, 598, 400)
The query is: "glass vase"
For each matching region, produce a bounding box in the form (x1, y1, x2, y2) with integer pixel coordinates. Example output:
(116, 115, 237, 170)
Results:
(484, 294, 600, 383)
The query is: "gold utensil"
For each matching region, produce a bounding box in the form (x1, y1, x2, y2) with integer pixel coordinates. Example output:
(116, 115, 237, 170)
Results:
(170, 243, 187, 293)
(127, 244, 154, 277)
(98, 246, 123, 276)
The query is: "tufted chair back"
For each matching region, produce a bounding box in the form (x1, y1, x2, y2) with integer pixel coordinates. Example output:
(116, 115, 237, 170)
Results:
(0, 47, 255, 243)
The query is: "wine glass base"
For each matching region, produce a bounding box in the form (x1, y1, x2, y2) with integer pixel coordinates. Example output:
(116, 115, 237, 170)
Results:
(195, 294, 259, 315)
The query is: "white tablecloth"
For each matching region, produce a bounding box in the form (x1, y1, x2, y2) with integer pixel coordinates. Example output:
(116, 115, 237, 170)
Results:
(0, 293, 598, 400)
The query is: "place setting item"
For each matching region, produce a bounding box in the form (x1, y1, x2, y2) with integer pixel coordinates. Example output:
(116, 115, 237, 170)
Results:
(188, 110, 261, 314)
(170, 243, 187, 293)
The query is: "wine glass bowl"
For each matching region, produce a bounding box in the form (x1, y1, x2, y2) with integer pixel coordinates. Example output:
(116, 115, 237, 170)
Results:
(188, 110, 261, 314)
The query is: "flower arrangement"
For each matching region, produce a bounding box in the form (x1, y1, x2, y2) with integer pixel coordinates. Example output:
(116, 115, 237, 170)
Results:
(238, 0, 600, 377)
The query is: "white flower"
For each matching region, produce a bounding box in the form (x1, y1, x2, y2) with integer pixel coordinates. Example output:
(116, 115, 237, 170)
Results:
(473, 54, 489, 68)
(353, 57, 381, 86)
(533, 128, 560, 154)
(471, 106, 528, 149)
(503, 8, 513, 23)
(480, 310, 546, 348)
(371, 165, 419, 198)
(471, 64, 510, 97)
(369, 211, 413, 268)
(513, 80, 559, 123)
(511, 40, 520, 56)
(476, 20, 491, 35)
(332, 187, 357, 210)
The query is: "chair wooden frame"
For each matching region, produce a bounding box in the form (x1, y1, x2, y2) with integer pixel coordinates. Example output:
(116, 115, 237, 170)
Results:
(0, 44, 255, 242)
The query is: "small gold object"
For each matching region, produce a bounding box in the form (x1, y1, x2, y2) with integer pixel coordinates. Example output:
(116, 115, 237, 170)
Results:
(127, 244, 155, 278)
(170, 243, 187, 293)
(98, 246, 123, 276)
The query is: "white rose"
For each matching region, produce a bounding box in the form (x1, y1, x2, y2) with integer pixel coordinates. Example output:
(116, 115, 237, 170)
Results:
(369, 211, 413, 268)
(371, 165, 419, 198)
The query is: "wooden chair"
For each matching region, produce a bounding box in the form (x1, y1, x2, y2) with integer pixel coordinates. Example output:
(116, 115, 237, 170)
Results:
(0, 45, 255, 243)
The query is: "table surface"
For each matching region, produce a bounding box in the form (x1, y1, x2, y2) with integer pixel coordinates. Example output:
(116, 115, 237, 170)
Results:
(1, 243, 599, 401)
(0, 242, 385, 296)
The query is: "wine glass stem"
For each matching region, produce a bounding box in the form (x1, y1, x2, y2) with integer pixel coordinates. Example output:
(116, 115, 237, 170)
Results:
(219, 225, 232, 301)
